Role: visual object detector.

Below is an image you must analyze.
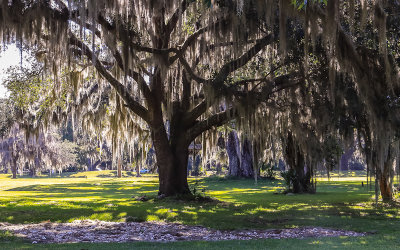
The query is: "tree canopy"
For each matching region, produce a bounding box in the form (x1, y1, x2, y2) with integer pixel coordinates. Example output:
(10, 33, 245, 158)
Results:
(1, 0, 399, 199)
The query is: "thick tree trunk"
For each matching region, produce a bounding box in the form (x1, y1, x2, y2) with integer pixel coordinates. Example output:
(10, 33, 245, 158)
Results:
(241, 138, 254, 178)
(377, 155, 394, 202)
(227, 132, 254, 178)
(227, 131, 241, 176)
(155, 142, 191, 196)
(285, 133, 313, 193)
(292, 153, 311, 193)
(379, 173, 392, 202)
(151, 111, 191, 196)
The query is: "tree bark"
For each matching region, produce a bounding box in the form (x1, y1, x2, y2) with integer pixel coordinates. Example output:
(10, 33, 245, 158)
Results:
(377, 153, 394, 202)
(29, 168, 37, 177)
(135, 161, 141, 177)
(227, 131, 241, 177)
(11, 163, 17, 179)
(117, 158, 122, 178)
(378, 172, 392, 202)
(151, 102, 191, 196)
(154, 140, 191, 196)
(216, 162, 222, 175)
(340, 146, 355, 171)
(227, 132, 254, 178)
(241, 138, 254, 178)
(285, 133, 313, 193)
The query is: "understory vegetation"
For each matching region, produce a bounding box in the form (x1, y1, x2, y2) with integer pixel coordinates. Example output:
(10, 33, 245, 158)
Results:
(0, 171, 399, 249)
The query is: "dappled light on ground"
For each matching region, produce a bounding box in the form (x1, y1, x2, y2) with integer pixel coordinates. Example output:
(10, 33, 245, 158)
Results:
(0, 171, 399, 249)
(0, 171, 398, 232)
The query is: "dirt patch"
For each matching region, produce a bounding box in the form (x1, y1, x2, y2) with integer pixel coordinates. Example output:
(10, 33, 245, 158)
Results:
(0, 220, 365, 243)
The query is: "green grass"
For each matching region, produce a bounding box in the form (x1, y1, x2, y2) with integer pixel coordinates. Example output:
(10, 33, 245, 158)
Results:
(0, 171, 399, 249)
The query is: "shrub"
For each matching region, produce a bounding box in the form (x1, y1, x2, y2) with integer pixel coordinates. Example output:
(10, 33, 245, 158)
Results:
(280, 169, 296, 192)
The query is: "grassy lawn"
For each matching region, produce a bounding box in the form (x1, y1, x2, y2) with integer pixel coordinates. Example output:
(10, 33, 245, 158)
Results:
(0, 171, 399, 249)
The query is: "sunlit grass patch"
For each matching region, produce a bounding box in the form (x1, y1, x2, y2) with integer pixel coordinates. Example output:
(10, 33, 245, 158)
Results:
(0, 176, 397, 249)
(0, 170, 399, 248)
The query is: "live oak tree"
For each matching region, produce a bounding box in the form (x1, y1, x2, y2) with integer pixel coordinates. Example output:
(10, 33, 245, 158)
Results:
(0, 0, 305, 196)
(1, 0, 399, 199)
(295, 0, 400, 200)
(0, 123, 77, 178)
(0, 99, 15, 139)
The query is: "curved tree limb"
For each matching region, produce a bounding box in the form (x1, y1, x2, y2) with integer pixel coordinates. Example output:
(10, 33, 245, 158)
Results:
(166, 0, 191, 35)
(69, 33, 150, 123)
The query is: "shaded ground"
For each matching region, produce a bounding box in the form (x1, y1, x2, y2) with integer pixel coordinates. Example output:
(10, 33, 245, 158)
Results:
(0, 171, 398, 249)
(0, 220, 365, 243)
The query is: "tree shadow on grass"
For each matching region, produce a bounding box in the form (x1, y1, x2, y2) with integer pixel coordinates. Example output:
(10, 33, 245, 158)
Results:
(0, 177, 398, 236)
(5, 172, 87, 179)
(96, 171, 140, 178)
(5, 171, 145, 179)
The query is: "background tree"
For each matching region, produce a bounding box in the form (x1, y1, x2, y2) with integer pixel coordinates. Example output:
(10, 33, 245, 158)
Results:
(0, 123, 77, 178)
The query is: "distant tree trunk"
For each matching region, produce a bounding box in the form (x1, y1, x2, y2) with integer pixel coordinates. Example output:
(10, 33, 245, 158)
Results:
(88, 158, 93, 171)
(227, 131, 254, 178)
(11, 160, 17, 179)
(29, 168, 37, 177)
(378, 171, 392, 202)
(192, 155, 202, 176)
(216, 135, 225, 175)
(340, 146, 355, 171)
(135, 161, 141, 177)
(91, 160, 101, 171)
(195, 155, 201, 175)
(367, 142, 395, 202)
(252, 140, 259, 184)
(285, 133, 313, 193)
(227, 131, 241, 176)
(216, 162, 222, 175)
(189, 155, 194, 176)
(240, 138, 254, 178)
(117, 158, 122, 178)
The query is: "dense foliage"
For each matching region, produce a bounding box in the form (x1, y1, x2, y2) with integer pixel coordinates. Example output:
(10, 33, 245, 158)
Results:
(0, 0, 399, 200)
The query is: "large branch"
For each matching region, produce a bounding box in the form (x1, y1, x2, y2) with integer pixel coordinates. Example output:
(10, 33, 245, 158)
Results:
(111, 49, 152, 101)
(187, 108, 236, 142)
(177, 54, 207, 83)
(165, 0, 190, 35)
(183, 35, 276, 125)
(87, 17, 153, 103)
(69, 33, 150, 123)
(213, 34, 275, 86)
(186, 72, 303, 139)
(183, 100, 207, 127)
(170, 19, 225, 64)
(244, 73, 304, 104)
(181, 69, 191, 112)
(97, 14, 176, 55)
(178, 28, 267, 85)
